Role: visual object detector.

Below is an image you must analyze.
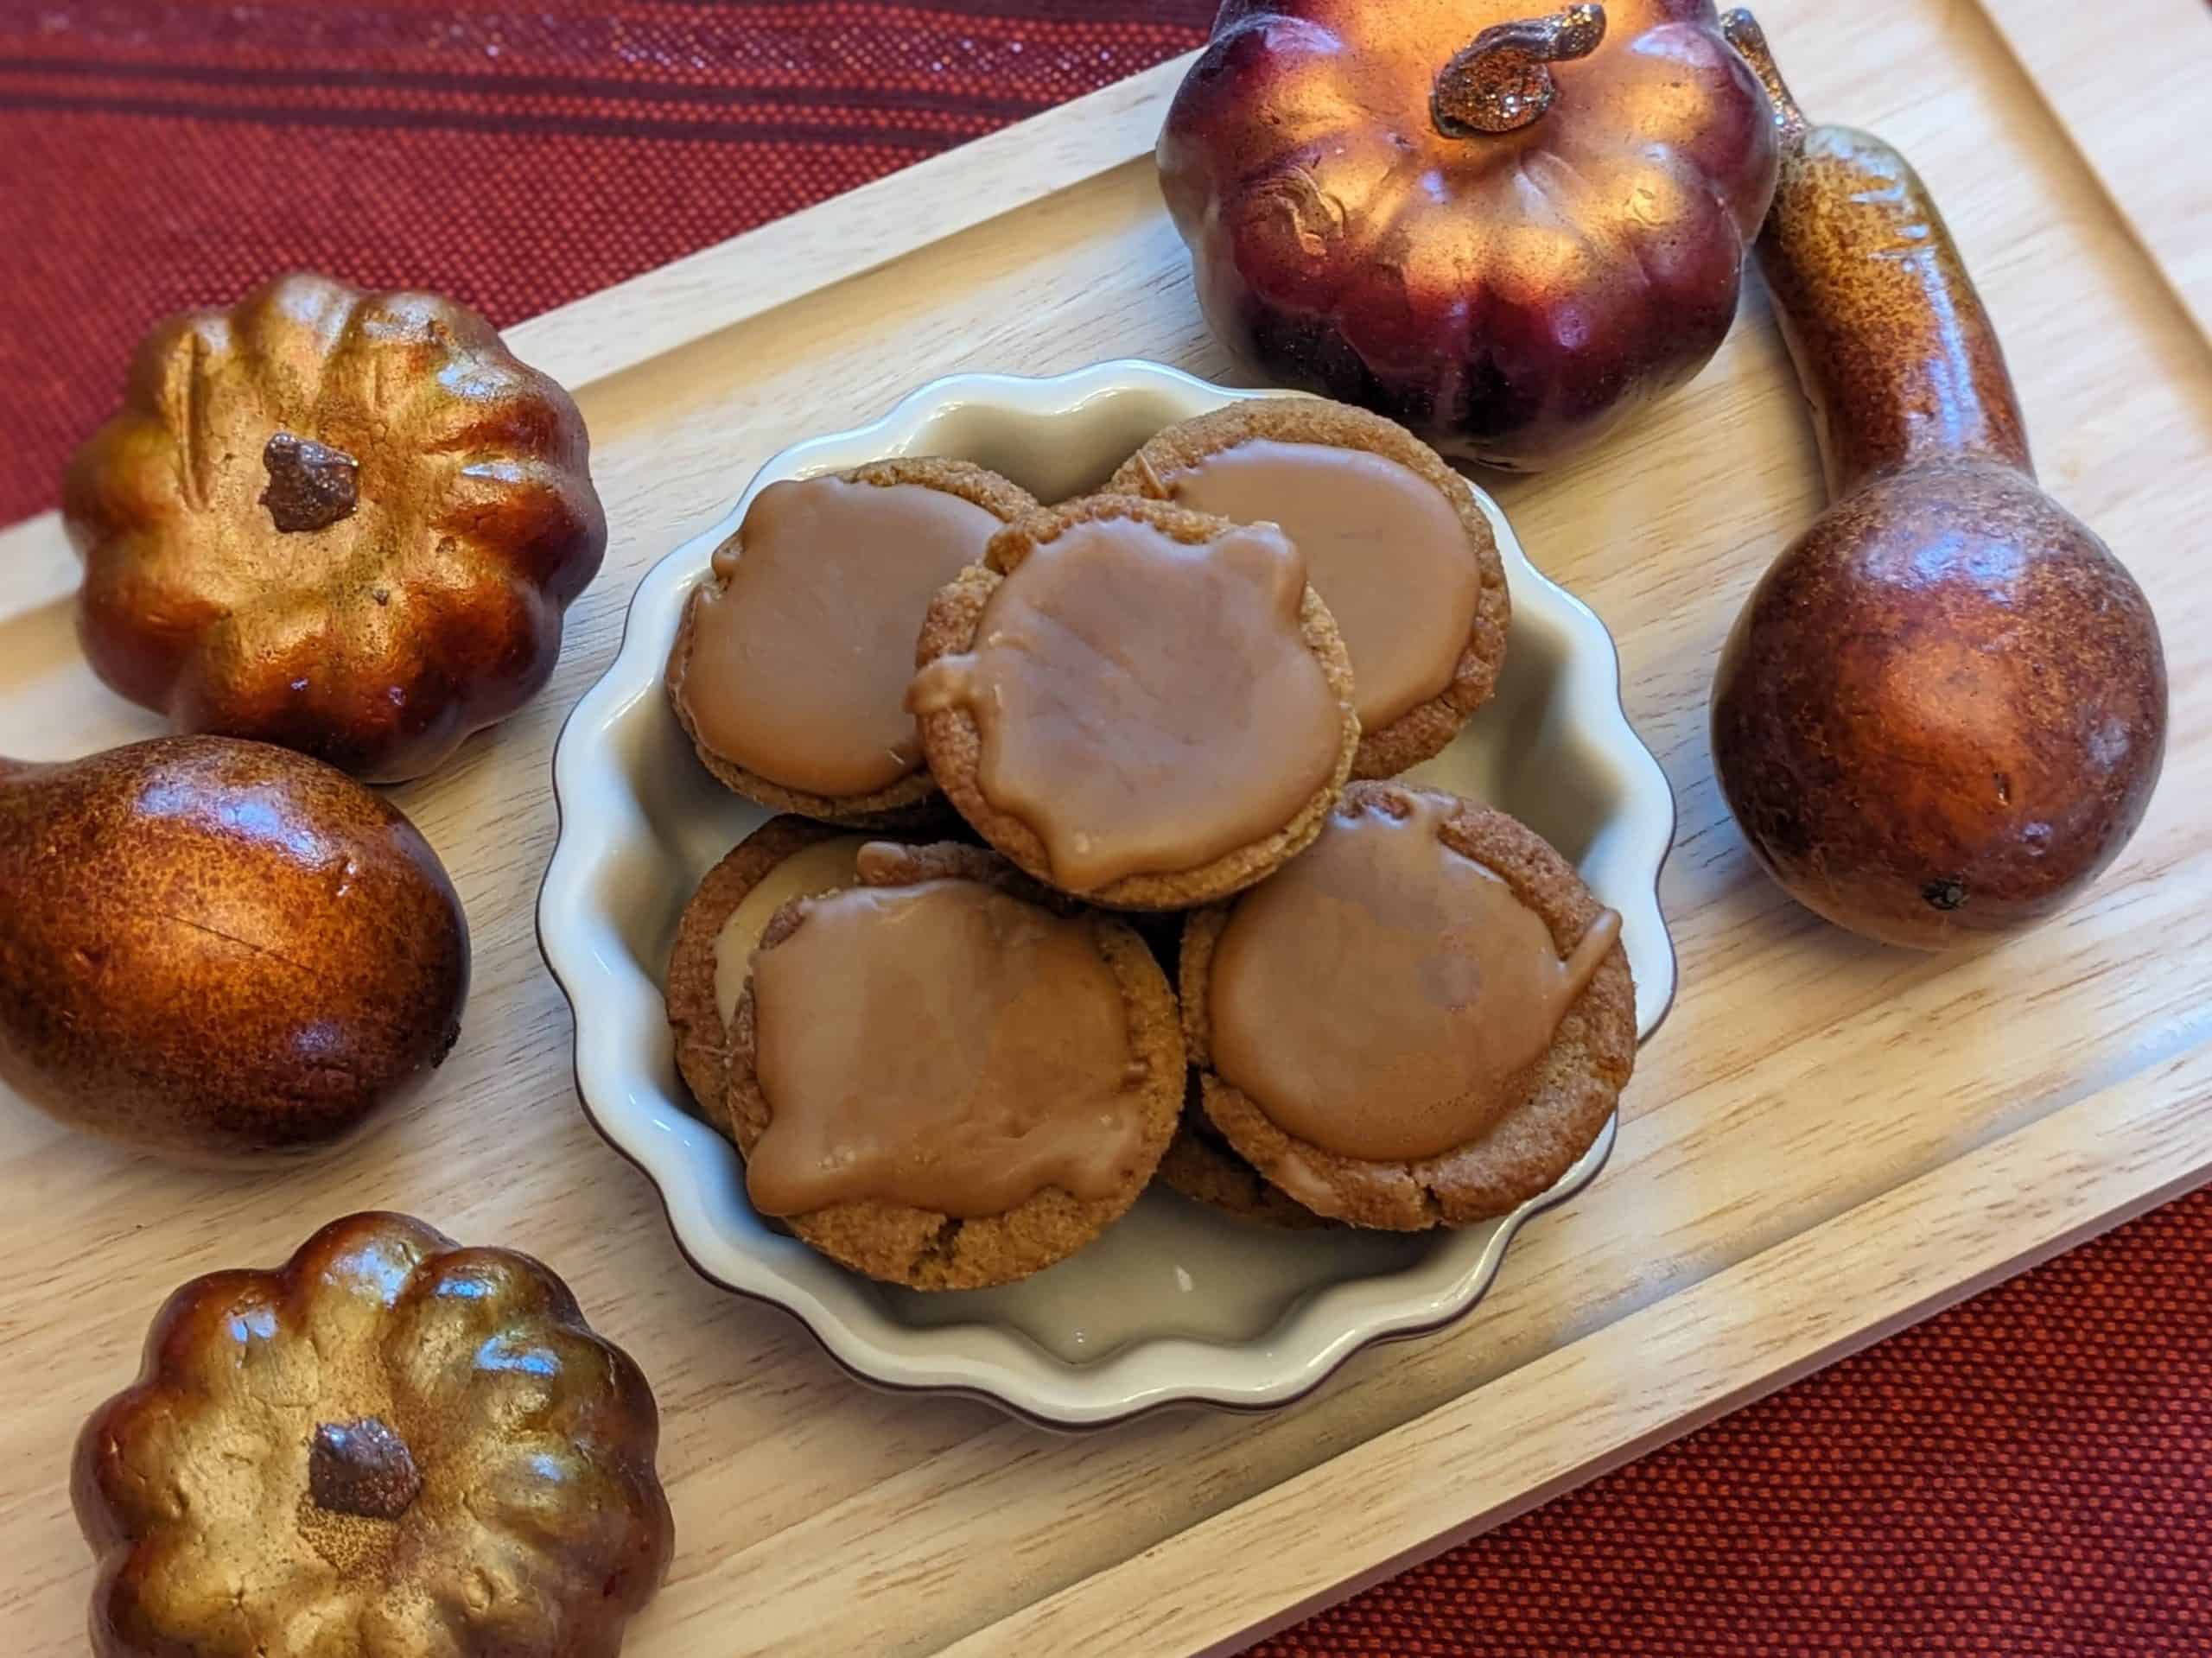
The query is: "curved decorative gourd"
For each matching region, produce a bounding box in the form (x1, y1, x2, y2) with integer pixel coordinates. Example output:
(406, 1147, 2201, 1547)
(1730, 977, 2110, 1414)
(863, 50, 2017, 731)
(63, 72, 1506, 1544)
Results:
(1708, 11, 2167, 949)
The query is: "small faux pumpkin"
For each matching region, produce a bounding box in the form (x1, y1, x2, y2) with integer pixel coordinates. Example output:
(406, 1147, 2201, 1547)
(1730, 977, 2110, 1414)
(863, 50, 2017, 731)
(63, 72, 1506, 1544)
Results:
(64, 272, 607, 784)
(1158, 1, 1780, 468)
(74, 1212, 674, 1658)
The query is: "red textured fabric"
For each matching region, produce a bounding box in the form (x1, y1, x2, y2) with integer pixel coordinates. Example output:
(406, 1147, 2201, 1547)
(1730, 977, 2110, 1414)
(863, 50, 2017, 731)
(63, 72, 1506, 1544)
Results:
(0, 1, 1215, 528)
(5, 10, 2209, 1655)
(1249, 1186, 2212, 1657)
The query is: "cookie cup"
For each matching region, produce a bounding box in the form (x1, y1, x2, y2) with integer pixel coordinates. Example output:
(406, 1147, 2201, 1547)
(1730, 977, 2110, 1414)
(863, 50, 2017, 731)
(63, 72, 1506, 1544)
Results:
(1110, 397, 1509, 780)
(1180, 787, 1636, 1230)
(665, 458, 1035, 828)
(723, 842, 1184, 1289)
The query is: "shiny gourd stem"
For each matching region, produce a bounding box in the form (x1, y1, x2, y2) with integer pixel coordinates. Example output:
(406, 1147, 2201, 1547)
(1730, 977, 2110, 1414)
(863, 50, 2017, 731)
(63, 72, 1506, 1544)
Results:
(1722, 9, 2034, 497)
(1719, 10, 1807, 152)
(1433, 3, 1606, 137)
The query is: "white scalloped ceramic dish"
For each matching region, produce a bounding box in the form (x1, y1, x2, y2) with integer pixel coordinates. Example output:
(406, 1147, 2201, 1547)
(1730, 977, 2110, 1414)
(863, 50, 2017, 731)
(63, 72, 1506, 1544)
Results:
(539, 361, 1675, 1429)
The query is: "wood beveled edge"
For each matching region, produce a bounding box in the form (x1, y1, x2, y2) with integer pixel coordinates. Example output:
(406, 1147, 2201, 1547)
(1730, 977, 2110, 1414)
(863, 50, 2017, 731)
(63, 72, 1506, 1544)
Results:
(1969, 0, 2212, 346)
(502, 50, 1196, 391)
(0, 49, 1198, 632)
(0, 515, 74, 631)
(932, 1039, 2212, 1658)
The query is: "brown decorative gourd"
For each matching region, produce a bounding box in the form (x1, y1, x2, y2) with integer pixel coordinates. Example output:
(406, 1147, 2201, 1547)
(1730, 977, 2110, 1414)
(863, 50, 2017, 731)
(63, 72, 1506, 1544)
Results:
(75, 1211, 673, 1658)
(0, 737, 469, 1161)
(1158, 1, 1779, 467)
(63, 272, 607, 784)
(1708, 14, 2167, 950)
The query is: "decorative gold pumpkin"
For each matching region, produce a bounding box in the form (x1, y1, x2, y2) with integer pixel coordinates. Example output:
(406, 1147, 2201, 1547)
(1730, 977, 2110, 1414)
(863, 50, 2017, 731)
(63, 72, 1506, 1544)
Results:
(75, 1212, 673, 1657)
(64, 273, 607, 783)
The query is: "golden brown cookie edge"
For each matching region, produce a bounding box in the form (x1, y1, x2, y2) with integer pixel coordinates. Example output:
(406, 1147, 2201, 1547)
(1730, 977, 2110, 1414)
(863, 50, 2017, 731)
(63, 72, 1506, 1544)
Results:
(664, 815, 855, 1118)
(1166, 901, 1337, 1228)
(1157, 1094, 1338, 1231)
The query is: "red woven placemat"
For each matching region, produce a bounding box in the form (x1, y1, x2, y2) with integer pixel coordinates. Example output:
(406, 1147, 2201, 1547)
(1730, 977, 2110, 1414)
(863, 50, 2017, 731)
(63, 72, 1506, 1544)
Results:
(4, 8, 2208, 1654)
(0, 0, 1215, 528)
(1249, 1186, 2212, 1657)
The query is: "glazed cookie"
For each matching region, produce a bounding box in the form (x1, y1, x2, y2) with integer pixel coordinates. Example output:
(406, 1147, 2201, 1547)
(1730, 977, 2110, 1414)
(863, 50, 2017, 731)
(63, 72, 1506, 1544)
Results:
(907, 494, 1359, 909)
(724, 841, 1184, 1290)
(1181, 783, 1635, 1230)
(666, 459, 1035, 827)
(1111, 398, 1510, 779)
(665, 816, 893, 1114)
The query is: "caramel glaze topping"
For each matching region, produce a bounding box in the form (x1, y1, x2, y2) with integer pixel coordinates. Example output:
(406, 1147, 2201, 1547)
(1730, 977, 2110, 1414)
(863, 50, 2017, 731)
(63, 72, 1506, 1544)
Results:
(1162, 440, 1480, 729)
(1208, 789, 1620, 1162)
(906, 515, 1344, 893)
(712, 836, 870, 1028)
(746, 858, 1145, 1219)
(680, 476, 1002, 798)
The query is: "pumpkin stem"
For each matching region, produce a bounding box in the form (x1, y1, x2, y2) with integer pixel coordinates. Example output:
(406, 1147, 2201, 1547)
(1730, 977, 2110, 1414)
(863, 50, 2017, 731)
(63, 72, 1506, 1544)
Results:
(308, 1417, 422, 1521)
(260, 432, 359, 534)
(1433, 3, 1606, 137)
(1720, 10, 1809, 151)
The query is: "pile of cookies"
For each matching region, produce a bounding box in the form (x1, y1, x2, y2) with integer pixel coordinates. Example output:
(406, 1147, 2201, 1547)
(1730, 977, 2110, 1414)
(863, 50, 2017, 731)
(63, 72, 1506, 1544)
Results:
(663, 397, 1637, 1290)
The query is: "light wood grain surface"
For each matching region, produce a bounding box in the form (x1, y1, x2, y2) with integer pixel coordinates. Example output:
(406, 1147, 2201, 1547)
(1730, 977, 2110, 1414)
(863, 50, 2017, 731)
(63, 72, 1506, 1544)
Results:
(1982, 0, 2212, 342)
(944, 1040, 2212, 1658)
(2, 0, 2209, 1653)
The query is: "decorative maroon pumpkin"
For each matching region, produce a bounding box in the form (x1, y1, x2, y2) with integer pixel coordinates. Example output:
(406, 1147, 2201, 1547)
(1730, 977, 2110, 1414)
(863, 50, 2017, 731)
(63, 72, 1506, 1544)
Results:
(63, 272, 607, 783)
(1158, 1, 1780, 468)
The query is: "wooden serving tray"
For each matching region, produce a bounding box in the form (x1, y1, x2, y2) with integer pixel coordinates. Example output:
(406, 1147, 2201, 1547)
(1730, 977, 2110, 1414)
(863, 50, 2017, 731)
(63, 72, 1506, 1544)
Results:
(3, 0, 2209, 1651)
